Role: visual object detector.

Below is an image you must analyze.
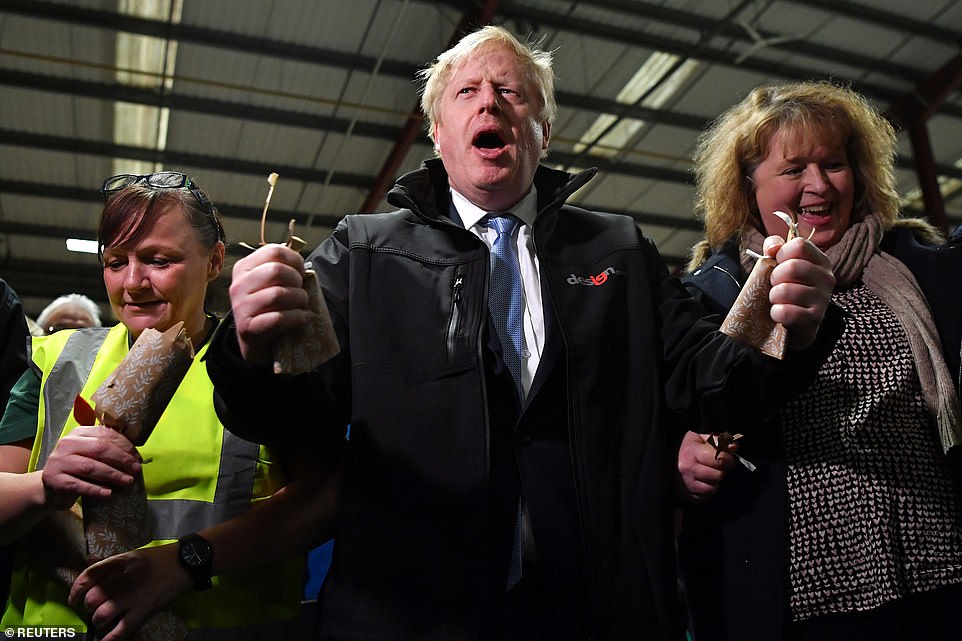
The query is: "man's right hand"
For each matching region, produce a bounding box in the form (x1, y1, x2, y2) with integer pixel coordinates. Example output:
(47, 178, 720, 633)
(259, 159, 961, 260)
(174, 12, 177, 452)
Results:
(229, 244, 312, 365)
(767, 235, 836, 350)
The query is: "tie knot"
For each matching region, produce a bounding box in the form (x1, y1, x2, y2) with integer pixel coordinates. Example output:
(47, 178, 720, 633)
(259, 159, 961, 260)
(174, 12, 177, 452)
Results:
(486, 214, 520, 236)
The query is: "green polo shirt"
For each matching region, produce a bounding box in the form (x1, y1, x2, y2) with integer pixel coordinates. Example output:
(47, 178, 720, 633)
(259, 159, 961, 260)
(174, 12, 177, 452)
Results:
(0, 370, 39, 445)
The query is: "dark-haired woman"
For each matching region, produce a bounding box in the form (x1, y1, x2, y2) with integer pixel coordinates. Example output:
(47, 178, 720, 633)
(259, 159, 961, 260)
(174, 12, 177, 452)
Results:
(0, 174, 339, 640)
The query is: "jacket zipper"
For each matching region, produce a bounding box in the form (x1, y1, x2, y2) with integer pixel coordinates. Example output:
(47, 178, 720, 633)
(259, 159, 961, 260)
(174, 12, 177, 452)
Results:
(711, 263, 744, 288)
(446, 273, 464, 360)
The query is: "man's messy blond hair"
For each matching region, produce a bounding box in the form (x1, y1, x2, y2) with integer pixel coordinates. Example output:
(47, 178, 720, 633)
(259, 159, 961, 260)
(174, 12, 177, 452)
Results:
(417, 25, 556, 157)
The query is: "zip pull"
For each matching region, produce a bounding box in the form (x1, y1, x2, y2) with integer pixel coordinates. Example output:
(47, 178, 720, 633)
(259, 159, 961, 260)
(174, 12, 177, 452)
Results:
(453, 275, 463, 303)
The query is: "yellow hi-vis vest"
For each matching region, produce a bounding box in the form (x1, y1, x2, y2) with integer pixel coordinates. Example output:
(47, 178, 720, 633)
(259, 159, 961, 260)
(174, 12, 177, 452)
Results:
(3, 325, 303, 637)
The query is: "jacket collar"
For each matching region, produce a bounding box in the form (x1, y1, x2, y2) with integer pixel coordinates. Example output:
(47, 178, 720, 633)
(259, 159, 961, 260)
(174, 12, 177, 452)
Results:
(450, 186, 539, 229)
(387, 158, 597, 223)
(683, 237, 745, 295)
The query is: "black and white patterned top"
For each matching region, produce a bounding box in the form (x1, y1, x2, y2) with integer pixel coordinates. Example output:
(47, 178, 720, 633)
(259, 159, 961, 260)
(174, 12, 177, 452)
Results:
(783, 282, 962, 621)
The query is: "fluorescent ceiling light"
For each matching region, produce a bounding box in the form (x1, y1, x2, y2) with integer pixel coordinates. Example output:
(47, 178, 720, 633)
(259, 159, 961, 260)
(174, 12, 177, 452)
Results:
(111, 0, 182, 177)
(66, 238, 99, 254)
(65, 1, 185, 255)
(573, 52, 700, 159)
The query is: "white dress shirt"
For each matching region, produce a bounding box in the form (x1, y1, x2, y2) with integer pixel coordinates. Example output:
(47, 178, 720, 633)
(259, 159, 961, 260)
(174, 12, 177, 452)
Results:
(450, 187, 545, 398)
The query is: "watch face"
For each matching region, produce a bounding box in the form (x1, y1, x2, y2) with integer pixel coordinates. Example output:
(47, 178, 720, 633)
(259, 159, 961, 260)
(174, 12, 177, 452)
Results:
(181, 539, 210, 566)
(178, 534, 213, 590)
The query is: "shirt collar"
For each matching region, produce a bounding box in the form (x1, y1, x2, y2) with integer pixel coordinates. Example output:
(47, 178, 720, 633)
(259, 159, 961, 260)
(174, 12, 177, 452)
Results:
(449, 187, 538, 230)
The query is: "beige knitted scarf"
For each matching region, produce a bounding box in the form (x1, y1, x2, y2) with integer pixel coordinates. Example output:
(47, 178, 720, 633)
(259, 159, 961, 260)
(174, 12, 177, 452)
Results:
(740, 214, 962, 452)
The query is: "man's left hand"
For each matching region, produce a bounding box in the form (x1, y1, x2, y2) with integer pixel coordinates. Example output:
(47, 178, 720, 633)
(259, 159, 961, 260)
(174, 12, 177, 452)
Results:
(765, 235, 835, 350)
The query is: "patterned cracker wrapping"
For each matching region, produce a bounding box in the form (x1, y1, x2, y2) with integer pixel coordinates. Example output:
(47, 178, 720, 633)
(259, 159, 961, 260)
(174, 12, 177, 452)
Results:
(83, 478, 190, 640)
(91, 322, 194, 446)
(719, 211, 802, 360)
(33, 470, 189, 639)
(30, 504, 87, 589)
(720, 255, 787, 359)
(273, 264, 340, 375)
(83, 473, 151, 559)
(75, 322, 194, 639)
(243, 173, 340, 375)
(84, 322, 193, 552)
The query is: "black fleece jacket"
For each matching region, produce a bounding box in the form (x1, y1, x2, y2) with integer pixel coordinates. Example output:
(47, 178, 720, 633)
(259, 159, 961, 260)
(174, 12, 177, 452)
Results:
(206, 160, 838, 641)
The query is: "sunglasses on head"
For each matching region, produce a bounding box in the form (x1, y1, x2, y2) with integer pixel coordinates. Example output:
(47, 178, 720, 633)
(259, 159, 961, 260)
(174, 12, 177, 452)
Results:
(101, 171, 225, 242)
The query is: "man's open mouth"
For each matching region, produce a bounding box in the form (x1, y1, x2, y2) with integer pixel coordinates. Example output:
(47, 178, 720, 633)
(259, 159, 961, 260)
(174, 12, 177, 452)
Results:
(474, 131, 506, 149)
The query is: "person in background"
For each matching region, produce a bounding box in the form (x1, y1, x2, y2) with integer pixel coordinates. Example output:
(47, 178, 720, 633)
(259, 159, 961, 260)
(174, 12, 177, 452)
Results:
(24, 317, 43, 338)
(206, 26, 836, 641)
(0, 279, 28, 425)
(676, 81, 962, 641)
(0, 173, 339, 640)
(36, 293, 102, 334)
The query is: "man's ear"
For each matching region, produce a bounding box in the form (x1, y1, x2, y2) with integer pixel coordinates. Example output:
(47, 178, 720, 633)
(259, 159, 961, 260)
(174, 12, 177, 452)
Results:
(541, 121, 551, 150)
(433, 121, 443, 155)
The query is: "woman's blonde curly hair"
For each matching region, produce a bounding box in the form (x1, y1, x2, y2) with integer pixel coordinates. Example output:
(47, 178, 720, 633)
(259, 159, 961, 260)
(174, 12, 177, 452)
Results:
(693, 81, 900, 250)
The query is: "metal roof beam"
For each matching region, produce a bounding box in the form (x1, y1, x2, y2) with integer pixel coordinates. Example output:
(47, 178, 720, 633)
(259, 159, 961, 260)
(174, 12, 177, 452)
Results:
(886, 54, 962, 233)
(490, 4, 931, 110)
(0, 69, 405, 140)
(0, 128, 373, 190)
(0, 177, 700, 237)
(0, 260, 105, 305)
(780, 0, 962, 47)
(0, 126, 702, 187)
(529, 0, 928, 84)
(3, 124, 962, 195)
(887, 54, 962, 128)
(0, 67, 711, 133)
(6, 0, 962, 121)
(0, 178, 344, 230)
(1, 0, 419, 78)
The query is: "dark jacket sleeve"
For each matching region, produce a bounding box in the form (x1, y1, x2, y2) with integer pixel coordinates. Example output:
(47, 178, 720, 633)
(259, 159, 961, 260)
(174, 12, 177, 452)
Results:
(0, 279, 28, 421)
(658, 246, 842, 434)
(204, 229, 352, 451)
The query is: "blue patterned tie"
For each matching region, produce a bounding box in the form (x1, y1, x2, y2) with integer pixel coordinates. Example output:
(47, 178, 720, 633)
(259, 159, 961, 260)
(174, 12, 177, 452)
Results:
(486, 214, 525, 401)
(485, 214, 525, 590)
